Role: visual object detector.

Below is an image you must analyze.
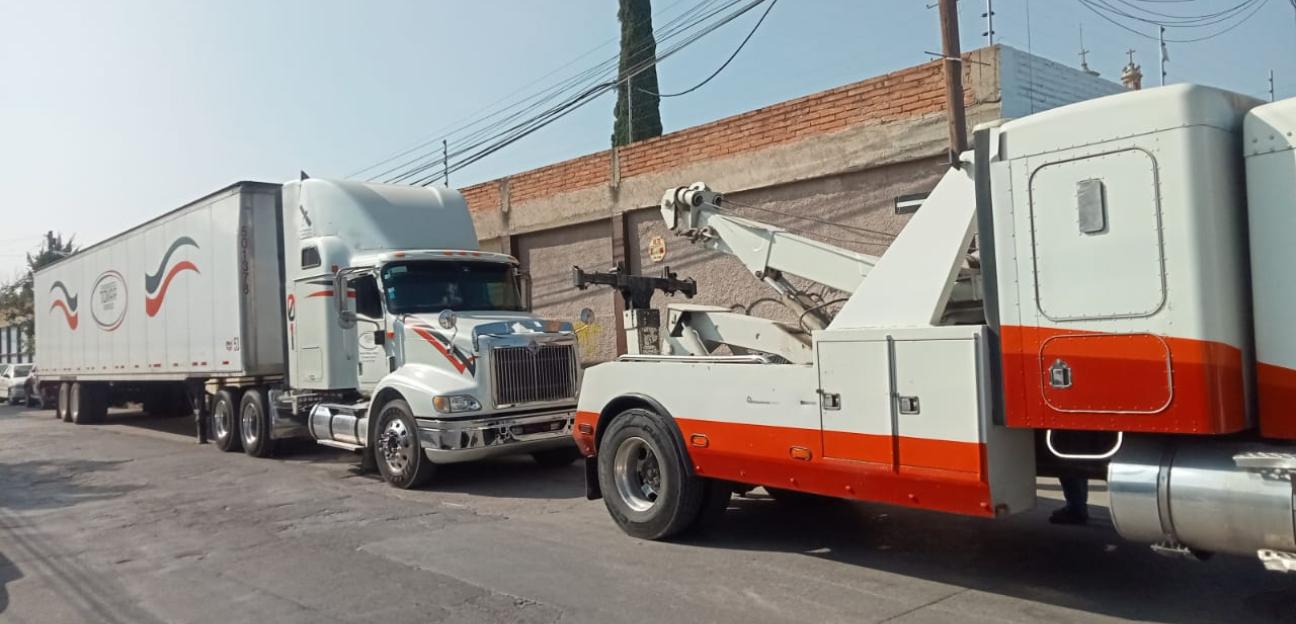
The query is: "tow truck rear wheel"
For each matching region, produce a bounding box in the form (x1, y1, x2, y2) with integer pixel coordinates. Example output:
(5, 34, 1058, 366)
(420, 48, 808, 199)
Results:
(375, 399, 435, 489)
(598, 408, 706, 540)
(239, 387, 275, 458)
(211, 388, 242, 453)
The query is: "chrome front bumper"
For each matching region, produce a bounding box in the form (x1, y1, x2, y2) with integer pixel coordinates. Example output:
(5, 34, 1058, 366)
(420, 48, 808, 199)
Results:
(416, 409, 575, 464)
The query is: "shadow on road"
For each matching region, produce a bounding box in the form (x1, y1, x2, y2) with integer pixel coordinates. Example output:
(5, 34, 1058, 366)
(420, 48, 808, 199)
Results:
(432, 456, 585, 499)
(0, 552, 20, 615)
(0, 458, 142, 512)
(680, 493, 1296, 624)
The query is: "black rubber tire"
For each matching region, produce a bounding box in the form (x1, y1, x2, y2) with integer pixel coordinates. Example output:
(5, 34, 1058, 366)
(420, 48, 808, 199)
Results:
(57, 382, 71, 422)
(211, 388, 243, 453)
(70, 382, 107, 425)
(531, 446, 581, 468)
(597, 408, 706, 540)
(374, 399, 435, 489)
(239, 387, 276, 458)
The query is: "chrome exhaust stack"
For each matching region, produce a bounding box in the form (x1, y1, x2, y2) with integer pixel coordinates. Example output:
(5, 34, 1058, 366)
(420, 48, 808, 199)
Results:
(1108, 439, 1296, 565)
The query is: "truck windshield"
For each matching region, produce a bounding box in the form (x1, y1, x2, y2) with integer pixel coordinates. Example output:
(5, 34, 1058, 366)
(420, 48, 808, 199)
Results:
(381, 260, 525, 314)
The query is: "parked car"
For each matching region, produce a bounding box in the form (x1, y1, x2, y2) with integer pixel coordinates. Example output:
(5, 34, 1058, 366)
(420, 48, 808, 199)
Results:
(23, 365, 54, 408)
(0, 363, 33, 405)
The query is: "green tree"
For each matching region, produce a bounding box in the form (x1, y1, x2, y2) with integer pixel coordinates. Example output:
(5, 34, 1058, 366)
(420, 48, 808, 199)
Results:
(0, 231, 76, 357)
(612, 0, 662, 147)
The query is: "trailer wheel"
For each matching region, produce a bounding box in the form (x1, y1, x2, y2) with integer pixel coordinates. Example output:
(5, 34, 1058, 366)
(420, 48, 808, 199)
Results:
(239, 388, 276, 458)
(70, 382, 106, 425)
(57, 382, 71, 422)
(531, 446, 581, 468)
(211, 388, 243, 453)
(597, 408, 706, 540)
(374, 399, 435, 489)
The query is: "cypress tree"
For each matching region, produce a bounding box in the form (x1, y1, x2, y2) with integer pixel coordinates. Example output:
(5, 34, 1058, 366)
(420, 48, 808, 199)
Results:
(612, 0, 662, 147)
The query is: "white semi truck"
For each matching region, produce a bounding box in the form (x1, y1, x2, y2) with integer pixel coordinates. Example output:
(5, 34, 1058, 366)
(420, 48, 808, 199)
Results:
(574, 85, 1296, 572)
(35, 176, 581, 488)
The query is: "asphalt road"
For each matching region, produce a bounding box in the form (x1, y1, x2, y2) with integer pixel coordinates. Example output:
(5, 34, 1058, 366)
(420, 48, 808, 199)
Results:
(0, 403, 1292, 624)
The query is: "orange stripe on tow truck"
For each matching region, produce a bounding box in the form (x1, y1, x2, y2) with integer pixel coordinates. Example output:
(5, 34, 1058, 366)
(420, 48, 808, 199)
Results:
(575, 410, 993, 517)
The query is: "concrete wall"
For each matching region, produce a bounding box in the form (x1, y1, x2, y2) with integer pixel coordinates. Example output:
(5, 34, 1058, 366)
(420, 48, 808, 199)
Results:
(513, 221, 616, 364)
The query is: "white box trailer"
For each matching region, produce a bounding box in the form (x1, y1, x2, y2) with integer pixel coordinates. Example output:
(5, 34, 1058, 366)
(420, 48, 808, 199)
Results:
(35, 182, 285, 384)
(34, 177, 582, 489)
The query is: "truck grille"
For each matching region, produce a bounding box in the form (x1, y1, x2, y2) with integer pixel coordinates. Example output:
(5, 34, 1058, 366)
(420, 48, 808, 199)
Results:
(491, 343, 578, 406)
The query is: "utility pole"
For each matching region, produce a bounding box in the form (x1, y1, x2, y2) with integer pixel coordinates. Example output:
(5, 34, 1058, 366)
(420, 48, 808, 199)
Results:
(938, 0, 969, 162)
(982, 0, 995, 46)
(1158, 26, 1168, 86)
(442, 140, 449, 187)
(1270, 70, 1276, 102)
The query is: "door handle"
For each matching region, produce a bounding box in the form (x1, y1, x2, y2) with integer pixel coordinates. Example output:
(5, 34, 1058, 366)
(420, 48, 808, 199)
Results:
(819, 391, 841, 411)
(897, 395, 920, 415)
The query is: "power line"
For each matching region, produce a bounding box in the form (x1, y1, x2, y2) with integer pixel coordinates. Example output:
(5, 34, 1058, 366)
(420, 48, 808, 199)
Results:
(638, 0, 778, 98)
(396, 0, 773, 186)
(362, 0, 743, 184)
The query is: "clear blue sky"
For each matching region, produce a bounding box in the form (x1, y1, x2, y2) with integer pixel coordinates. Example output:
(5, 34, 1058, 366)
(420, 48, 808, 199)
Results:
(3, 0, 1294, 280)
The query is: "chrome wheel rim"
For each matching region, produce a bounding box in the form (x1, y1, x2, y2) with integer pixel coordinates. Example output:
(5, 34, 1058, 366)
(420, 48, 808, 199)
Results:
(380, 416, 413, 475)
(240, 402, 259, 446)
(212, 398, 232, 440)
(613, 436, 663, 514)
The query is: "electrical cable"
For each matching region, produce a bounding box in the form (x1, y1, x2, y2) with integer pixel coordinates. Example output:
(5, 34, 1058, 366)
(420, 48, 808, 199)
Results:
(638, 0, 777, 98)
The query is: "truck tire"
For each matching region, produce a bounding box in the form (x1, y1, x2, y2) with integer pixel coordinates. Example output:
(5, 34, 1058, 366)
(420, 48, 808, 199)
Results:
(58, 382, 71, 422)
(597, 407, 706, 540)
(70, 382, 107, 425)
(239, 387, 276, 458)
(531, 446, 581, 468)
(211, 388, 243, 453)
(374, 399, 435, 489)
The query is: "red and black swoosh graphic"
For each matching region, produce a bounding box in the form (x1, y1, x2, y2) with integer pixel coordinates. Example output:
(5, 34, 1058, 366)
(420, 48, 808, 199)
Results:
(48, 280, 79, 330)
(145, 236, 199, 317)
(406, 320, 476, 376)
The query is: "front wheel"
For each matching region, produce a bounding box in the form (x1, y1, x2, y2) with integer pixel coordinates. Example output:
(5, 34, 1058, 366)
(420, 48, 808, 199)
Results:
(374, 399, 435, 489)
(597, 408, 706, 540)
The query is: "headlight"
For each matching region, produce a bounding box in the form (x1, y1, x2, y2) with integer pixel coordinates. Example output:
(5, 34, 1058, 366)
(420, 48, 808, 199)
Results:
(432, 394, 481, 413)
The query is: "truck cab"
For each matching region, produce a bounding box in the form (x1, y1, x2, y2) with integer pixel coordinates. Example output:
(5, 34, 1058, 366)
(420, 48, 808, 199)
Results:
(277, 178, 580, 487)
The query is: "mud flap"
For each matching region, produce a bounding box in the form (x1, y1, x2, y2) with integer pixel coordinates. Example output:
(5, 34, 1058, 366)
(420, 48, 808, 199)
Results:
(584, 457, 602, 500)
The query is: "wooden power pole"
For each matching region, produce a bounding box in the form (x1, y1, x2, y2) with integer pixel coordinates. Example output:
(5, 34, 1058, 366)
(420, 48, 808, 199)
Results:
(938, 0, 969, 162)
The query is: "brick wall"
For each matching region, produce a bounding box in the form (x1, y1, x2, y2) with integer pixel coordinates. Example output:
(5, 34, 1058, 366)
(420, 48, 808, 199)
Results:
(460, 55, 974, 217)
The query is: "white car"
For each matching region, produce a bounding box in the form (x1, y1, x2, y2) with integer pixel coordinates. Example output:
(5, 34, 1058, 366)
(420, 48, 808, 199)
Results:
(0, 364, 32, 405)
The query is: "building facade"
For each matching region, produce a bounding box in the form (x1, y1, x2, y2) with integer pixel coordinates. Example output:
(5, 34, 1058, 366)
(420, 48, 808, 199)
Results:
(0, 322, 29, 365)
(459, 45, 1123, 363)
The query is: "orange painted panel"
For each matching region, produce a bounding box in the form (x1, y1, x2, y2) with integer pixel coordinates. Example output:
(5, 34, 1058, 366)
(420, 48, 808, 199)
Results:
(1001, 325, 1247, 434)
(1039, 333, 1171, 413)
(1258, 363, 1296, 439)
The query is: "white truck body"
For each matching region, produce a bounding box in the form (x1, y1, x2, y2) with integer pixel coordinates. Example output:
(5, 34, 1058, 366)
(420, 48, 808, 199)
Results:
(35, 177, 579, 485)
(574, 85, 1296, 572)
(35, 182, 285, 380)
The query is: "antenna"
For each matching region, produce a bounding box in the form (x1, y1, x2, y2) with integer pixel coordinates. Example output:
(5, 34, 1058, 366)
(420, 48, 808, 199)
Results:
(1078, 24, 1099, 77)
(442, 140, 449, 188)
(981, 0, 995, 45)
(1270, 70, 1276, 102)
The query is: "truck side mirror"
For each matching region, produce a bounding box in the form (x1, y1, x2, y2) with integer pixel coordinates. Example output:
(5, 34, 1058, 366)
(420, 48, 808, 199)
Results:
(519, 270, 533, 311)
(338, 310, 357, 329)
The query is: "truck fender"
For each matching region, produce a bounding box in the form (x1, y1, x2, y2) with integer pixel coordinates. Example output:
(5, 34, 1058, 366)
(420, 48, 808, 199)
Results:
(587, 393, 698, 500)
